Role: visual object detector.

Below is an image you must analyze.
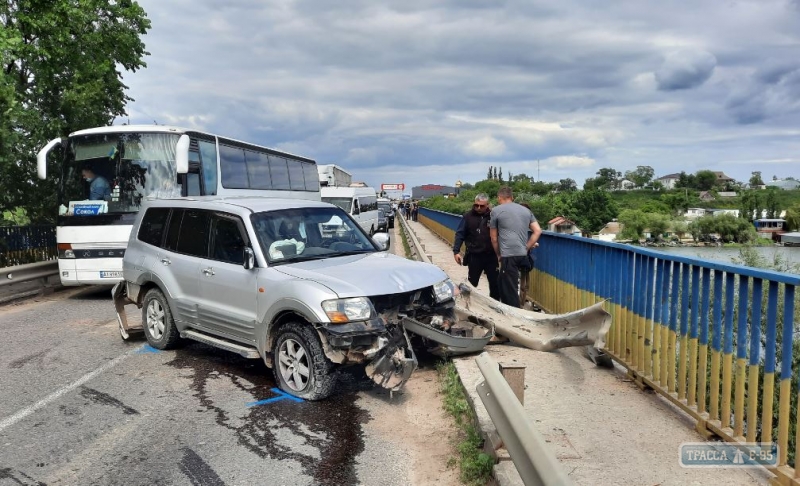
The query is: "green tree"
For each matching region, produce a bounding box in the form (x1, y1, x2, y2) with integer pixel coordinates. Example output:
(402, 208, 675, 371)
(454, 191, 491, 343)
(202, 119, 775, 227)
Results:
(675, 171, 697, 189)
(695, 170, 717, 191)
(618, 209, 649, 241)
(530, 181, 555, 196)
(595, 167, 622, 190)
(487, 166, 493, 180)
(624, 165, 655, 188)
(563, 190, 618, 233)
(1, 0, 151, 222)
(493, 167, 498, 180)
(661, 192, 691, 216)
(474, 179, 501, 198)
(740, 190, 760, 222)
(647, 213, 670, 239)
(557, 178, 577, 192)
(786, 204, 800, 231)
(498, 167, 503, 183)
(764, 188, 780, 219)
(511, 173, 533, 184)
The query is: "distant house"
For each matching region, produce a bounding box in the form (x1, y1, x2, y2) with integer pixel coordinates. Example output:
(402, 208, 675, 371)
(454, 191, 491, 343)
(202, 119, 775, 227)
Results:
(595, 220, 623, 242)
(548, 216, 581, 235)
(707, 208, 740, 218)
(655, 173, 681, 190)
(765, 179, 800, 190)
(619, 179, 636, 191)
(698, 191, 715, 202)
(754, 219, 787, 241)
(717, 191, 737, 198)
(685, 208, 706, 218)
(781, 232, 800, 247)
(713, 172, 735, 185)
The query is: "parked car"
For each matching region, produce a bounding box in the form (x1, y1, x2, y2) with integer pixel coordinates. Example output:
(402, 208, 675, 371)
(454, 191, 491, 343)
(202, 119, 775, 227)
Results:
(112, 196, 455, 400)
(377, 198, 394, 229)
(377, 208, 388, 233)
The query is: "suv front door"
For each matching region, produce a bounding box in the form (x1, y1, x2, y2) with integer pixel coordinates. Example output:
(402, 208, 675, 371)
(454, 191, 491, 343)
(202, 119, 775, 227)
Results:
(197, 213, 258, 343)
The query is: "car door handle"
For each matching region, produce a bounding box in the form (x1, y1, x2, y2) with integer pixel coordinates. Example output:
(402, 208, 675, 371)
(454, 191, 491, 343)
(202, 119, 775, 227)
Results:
(161, 258, 171, 265)
(202, 267, 215, 276)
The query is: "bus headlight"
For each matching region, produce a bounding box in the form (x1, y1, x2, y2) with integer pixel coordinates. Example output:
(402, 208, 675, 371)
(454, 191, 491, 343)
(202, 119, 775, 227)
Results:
(58, 243, 75, 259)
(322, 297, 374, 323)
(433, 278, 454, 303)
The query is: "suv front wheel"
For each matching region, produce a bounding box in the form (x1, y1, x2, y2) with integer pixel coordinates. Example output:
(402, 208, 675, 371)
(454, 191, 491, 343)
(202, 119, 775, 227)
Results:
(142, 288, 181, 350)
(273, 322, 336, 400)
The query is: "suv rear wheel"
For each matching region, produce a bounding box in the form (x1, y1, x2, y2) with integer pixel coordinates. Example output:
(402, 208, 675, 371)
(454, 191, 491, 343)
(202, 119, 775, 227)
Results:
(272, 322, 336, 400)
(142, 288, 181, 350)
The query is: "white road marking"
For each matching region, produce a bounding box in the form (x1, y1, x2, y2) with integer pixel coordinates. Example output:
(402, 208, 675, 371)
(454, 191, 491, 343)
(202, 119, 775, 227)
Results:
(0, 345, 144, 433)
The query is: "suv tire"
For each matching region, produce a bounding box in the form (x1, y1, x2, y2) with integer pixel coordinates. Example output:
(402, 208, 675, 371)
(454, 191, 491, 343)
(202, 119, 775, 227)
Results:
(142, 288, 181, 350)
(273, 322, 336, 400)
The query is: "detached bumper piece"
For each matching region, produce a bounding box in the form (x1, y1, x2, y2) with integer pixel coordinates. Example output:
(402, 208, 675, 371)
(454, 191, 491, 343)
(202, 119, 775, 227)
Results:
(111, 282, 143, 340)
(401, 306, 494, 356)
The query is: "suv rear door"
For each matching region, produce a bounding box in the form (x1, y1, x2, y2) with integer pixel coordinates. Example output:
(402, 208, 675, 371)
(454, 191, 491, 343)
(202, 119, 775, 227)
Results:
(161, 208, 210, 325)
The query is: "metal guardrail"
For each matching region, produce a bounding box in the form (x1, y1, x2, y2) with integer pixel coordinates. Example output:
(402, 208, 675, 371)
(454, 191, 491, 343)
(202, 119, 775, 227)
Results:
(397, 213, 431, 264)
(475, 352, 573, 486)
(0, 261, 60, 303)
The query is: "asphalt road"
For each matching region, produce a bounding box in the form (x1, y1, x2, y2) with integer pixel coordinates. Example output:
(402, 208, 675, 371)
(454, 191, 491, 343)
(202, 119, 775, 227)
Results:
(0, 229, 416, 486)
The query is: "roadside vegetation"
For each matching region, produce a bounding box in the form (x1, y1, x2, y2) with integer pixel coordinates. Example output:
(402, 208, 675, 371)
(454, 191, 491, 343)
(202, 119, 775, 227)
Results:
(437, 360, 494, 485)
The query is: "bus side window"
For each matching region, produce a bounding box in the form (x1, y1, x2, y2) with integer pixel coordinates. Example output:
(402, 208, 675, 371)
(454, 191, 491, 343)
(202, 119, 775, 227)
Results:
(197, 140, 218, 195)
(352, 199, 360, 215)
(186, 172, 201, 196)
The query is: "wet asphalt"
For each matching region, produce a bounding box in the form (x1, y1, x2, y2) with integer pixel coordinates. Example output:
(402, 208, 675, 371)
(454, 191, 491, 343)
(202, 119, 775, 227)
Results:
(0, 264, 414, 486)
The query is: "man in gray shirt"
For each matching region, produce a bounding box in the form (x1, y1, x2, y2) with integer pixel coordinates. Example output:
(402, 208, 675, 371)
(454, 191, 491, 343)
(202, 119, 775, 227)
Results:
(489, 186, 542, 307)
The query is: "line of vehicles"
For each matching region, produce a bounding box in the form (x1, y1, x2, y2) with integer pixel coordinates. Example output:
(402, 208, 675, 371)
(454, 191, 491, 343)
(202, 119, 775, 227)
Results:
(35, 124, 416, 400)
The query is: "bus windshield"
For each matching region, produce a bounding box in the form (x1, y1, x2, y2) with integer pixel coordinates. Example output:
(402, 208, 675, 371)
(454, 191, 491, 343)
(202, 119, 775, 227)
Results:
(61, 132, 182, 215)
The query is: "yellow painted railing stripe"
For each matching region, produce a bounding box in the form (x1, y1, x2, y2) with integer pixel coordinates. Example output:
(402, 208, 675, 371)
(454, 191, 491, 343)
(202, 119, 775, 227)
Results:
(668, 331, 677, 393)
(761, 372, 774, 444)
(778, 378, 791, 466)
(697, 344, 708, 414)
(652, 322, 661, 385)
(660, 326, 669, 388)
(644, 316, 653, 378)
(678, 335, 688, 400)
(721, 353, 733, 429)
(638, 314, 646, 372)
(710, 351, 721, 420)
(746, 364, 759, 443)
(734, 358, 746, 438)
(688, 338, 698, 407)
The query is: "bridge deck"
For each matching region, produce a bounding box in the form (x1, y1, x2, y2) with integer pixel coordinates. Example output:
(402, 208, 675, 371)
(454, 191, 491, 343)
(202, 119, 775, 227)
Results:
(405, 217, 774, 485)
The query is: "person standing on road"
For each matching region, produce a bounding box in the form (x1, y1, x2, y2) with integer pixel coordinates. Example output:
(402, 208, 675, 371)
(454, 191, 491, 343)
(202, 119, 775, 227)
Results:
(453, 194, 499, 300)
(490, 186, 542, 308)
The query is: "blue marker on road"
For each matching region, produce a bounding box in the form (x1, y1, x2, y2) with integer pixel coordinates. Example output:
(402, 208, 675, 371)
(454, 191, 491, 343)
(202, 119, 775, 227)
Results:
(134, 344, 160, 354)
(246, 388, 304, 407)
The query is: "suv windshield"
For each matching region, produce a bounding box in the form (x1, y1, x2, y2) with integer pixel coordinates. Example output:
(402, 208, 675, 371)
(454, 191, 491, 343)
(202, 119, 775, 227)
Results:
(61, 132, 182, 214)
(251, 206, 377, 265)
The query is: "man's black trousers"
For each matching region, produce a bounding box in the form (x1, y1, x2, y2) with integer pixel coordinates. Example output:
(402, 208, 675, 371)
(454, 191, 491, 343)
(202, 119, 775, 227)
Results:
(498, 255, 529, 308)
(467, 251, 500, 300)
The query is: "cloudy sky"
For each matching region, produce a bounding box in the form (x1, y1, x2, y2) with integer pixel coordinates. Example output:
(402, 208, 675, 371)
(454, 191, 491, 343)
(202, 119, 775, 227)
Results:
(122, 0, 800, 191)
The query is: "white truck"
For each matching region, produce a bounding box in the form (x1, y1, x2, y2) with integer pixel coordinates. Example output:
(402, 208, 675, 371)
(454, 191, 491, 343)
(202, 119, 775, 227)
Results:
(317, 164, 352, 187)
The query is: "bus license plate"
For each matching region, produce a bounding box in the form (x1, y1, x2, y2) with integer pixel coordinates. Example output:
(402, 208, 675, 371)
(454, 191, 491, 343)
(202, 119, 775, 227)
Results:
(100, 271, 122, 278)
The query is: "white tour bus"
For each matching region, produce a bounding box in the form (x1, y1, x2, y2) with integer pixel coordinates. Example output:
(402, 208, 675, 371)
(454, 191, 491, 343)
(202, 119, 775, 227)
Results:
(320, 186, 379, 235)
(37, 125, 320, 286)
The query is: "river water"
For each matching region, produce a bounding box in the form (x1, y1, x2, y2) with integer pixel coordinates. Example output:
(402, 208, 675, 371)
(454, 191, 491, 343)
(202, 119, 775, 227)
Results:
(653, 245, 800, 271)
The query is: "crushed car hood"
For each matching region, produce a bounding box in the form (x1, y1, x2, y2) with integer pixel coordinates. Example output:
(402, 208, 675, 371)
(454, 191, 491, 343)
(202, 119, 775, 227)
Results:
(275, 252, 447, 298)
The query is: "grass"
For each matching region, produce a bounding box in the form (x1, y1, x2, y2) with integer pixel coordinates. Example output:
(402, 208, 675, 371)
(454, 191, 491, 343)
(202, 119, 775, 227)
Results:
(437, 360, 495, 485)
(398, 221, 413, 259)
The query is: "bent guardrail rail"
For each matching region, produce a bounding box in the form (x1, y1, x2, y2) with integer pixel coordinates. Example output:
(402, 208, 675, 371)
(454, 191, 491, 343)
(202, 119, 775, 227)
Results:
(0, 261, 60, 303)
(475, 352, 573, 486)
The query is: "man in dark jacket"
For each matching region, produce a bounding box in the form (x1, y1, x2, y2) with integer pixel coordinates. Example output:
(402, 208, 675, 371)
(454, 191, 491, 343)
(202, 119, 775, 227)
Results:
(453, 194, 499, 300)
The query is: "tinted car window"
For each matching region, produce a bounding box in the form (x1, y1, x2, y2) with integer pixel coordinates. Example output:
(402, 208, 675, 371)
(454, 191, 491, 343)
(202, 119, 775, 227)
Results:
(165, 209, 184, 251)
(176, 209, 211, 257)
(138, 208, 170, 247)
(211, 216, 246, 265)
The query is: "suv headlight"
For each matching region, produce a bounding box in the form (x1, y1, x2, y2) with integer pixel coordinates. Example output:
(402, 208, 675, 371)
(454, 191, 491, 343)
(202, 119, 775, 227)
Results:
(433, 278, 455, 303)
(322, 297, 374, 323)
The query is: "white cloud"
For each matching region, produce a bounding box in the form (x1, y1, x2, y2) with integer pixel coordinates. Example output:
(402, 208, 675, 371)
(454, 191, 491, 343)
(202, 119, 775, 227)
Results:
(463, 136, 506, 157)
(547, 156, 596, 169)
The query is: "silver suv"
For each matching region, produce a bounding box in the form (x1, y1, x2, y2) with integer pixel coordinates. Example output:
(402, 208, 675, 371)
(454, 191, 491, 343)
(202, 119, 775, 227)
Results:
(113, 196, 455, 400)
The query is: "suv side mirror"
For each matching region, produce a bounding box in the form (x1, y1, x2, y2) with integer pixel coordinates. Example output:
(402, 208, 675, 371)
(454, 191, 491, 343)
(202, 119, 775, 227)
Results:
(372, 233, 390, 251)
(243, 247, 255, 269)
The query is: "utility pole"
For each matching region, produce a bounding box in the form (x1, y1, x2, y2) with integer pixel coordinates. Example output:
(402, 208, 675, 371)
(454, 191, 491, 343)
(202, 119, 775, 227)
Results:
(537, 160, 540, 182)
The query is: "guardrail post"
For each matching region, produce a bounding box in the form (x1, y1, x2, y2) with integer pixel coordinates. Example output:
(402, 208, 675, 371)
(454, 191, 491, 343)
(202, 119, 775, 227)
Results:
(499, 363, 525, 404)
(476, 352, 573, 486)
